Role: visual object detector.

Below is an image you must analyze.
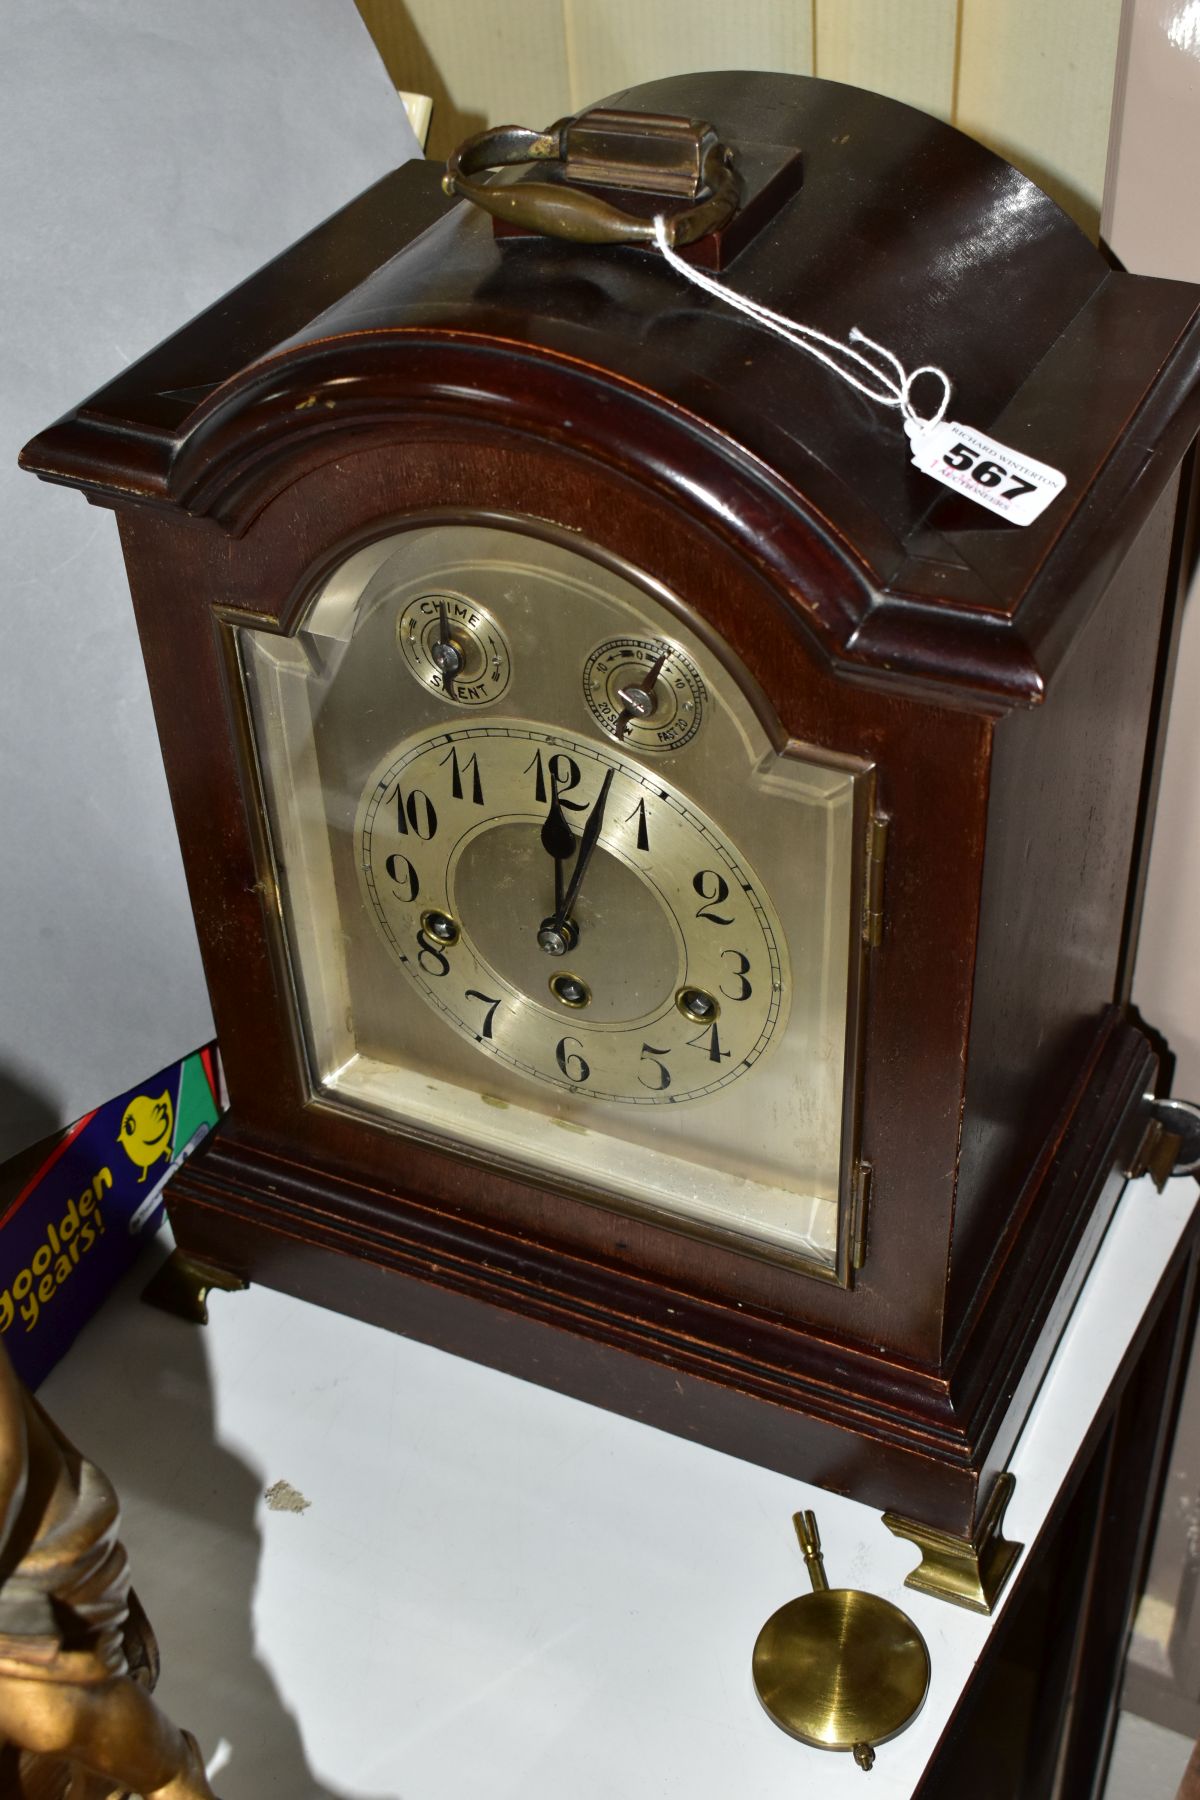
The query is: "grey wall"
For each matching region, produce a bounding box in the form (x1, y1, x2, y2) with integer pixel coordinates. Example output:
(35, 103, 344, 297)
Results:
(1103, 0, 1200, 1105)
(1103, 0, 1200, 1734)
(2, 0, 420, 1160)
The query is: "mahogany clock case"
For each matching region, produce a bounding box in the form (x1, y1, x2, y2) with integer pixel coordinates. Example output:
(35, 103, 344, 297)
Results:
(21, 72, 1200, 1539)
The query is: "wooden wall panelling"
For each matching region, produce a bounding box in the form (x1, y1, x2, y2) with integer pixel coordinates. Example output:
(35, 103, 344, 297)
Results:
(353, 1, 1124, 236)
(561, 2, 813, 111)
(814, 0, 958, 121)
(353, 0, 570, 159)
(955, 0, 1125, 233)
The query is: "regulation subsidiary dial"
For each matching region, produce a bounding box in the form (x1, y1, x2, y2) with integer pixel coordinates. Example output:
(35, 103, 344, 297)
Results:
(583, 636, 707, 750)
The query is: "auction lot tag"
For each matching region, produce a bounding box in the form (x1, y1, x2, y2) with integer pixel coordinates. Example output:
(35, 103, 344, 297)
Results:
(907, 419, 1066, 525)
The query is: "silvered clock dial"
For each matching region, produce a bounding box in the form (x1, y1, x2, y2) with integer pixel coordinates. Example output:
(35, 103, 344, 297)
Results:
(240, 520, 871, 1276)
(355, 722, 786, 1102)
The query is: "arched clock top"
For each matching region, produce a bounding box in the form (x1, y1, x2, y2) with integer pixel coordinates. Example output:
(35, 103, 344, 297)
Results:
(20, 68, 1200, 710)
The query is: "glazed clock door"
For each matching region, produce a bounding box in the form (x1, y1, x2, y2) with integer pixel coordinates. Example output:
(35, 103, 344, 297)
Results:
(240, 518, 873, 1279)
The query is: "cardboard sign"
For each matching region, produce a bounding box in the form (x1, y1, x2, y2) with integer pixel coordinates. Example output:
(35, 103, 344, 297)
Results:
(0, 1047, 221, 1387)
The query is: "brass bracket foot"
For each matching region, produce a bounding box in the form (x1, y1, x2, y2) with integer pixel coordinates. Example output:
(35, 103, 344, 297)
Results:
(882, 1472, 1022, 1614)
(141, 1250, 247, 1325)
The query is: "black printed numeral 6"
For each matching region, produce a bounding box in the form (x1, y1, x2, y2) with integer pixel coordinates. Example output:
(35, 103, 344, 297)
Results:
(942, 443, 1036, 502)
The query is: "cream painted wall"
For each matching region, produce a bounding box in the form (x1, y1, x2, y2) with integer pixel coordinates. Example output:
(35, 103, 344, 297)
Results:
(1103, 0, 1200, 1104)
(356, 0, 1123, 230)
(1103, 7, 1200, 1723)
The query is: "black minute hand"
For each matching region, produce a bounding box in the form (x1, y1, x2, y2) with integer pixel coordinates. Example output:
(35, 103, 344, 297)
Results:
(538, 767, 614, 955)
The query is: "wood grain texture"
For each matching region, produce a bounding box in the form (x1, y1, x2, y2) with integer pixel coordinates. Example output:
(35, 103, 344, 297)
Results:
(112, 436, 986, 1368)
(1178, 1736, 1200, 1800)
(948, 483, 1179, 1345)
(815, 0, 958, 120)
(956, 0, 1125, 233)
(36, 75, 1195, 709)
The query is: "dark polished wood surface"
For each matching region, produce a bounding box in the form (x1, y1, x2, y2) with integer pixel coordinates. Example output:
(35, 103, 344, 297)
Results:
(20, 72, 1200, 1537)
(1178, 1739, 1200, 1800)
(23, 75, 1200, 702)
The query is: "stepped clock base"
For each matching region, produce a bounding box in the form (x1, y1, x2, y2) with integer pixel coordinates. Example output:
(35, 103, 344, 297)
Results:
(160, 1016, 1150, 1544)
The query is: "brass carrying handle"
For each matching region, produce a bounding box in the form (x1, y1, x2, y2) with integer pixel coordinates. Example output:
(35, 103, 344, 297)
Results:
(442, 108, 740, 248)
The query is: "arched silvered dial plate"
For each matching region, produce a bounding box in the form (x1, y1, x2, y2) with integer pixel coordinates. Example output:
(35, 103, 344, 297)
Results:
(240, 520, 871, 1277)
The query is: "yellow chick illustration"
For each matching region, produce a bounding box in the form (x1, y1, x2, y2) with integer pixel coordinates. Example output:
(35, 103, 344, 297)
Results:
(117, 1090, 175, 1182)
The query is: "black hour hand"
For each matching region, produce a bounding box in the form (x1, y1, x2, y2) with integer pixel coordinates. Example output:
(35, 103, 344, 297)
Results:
(540, 788, 577, 915)
(539, 767, 614, 955)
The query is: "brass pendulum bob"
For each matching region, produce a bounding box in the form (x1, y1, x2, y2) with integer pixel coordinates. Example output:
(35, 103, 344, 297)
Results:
(752, 1510, 931, 1771)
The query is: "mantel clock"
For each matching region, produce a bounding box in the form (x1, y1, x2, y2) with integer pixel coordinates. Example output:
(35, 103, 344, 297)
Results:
(23, 73, 1200, 1597)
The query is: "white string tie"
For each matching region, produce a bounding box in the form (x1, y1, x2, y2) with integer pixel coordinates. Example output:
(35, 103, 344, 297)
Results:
(652, 215, 952, 435)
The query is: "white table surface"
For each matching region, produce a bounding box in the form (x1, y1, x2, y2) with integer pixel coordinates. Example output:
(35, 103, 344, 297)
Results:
(37, 1173, 1198, 1799)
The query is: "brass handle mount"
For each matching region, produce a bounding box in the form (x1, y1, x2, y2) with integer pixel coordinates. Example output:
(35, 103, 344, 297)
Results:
(442, 107, 741, 247)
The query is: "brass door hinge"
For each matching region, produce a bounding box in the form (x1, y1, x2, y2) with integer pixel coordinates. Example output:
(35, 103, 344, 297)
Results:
(849, 1161, 872, 1271)
(863, 814, 889, 948)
